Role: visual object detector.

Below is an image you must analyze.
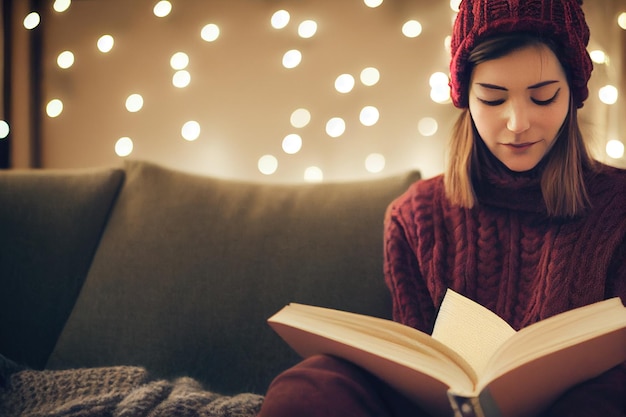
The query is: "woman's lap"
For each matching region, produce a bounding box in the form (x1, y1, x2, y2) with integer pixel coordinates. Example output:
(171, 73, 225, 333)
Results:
(258, 355, 429, 417)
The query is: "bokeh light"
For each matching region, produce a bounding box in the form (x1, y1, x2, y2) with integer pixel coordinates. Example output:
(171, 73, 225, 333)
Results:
(125, 94, 144, 112)
(326, 117, 346, 138)
(606, 140, 625, 159)
(0, 121, 9, 139)
(57, 51, 75, 69)
(201, 23, 220, 42)
(304, 166, 323, 182)
(290, 108, 311, 128)
(181, 121, 201, 141)
(46, 99, 64, 118)
(335, 74, 356, 93)
(153, 1, 172, 17)
(271, 10, 290, 29)
(298, 20, 318, 38)
(282, 134, 303, 154)
(599, 85, 619, 105)
(258, 155, 279, 175)
(282, 50, 302, 69)
(97, 35, 114, 53)
(23, 12, 40, 30)
(115, 137, 134, 157)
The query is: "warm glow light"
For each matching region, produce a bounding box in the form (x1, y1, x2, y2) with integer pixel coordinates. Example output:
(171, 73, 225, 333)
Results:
(282, 49, 302, 69)
(290, 108, 311, 128)
(182, 121, 201, 141)
(304, 166, 323, 182)
(23, 12, 40, 30)
(365, 153, 385, 173)
(335, 74, 355, 93)
(360, 67, 380, 86)
(298, 20, 318, 38)
(153, 1, 172, 17)
(429, 72, 449, 88)
(418, 117, 439, 137)
(402, 20, 422, 38)
(589, 50, 608, 64)
(258, 155, 278, 175)
(326, 117, 346, 138)
(271, 10, 290, 29)
(282, 134, 303, 154)
(359, 106, 380, 126)
(450, 0, 462, 12)
(0, 120, 9, 139)
(57, 51, 75, 69)
(364, 0, 383, 8)
(53, 0, 71, 13)
(430, 72, 452, 104)
(201, 23, 220, 42)
(430, 85, 451, 103)
(599, 85, 619, 105)
(618, 12, 626, 30)
(115, 137, 134, 157)
(125, 94, 144, 112)
(606, 139, 625, 159)
(170, 52, 189, 70)
(173, 70, 191, 88)
(97, 35, 115, 53)
(46, 99, 64, 118)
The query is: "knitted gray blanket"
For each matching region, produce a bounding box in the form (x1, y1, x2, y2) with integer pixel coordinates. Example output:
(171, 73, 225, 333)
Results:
(0, 366, 263, 417)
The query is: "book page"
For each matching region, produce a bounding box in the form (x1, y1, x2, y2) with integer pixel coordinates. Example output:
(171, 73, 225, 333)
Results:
(269, 303, 477, 390)
(432, 290, 516, 380)
(481, 297, 626, 386)
(481, 326, 626, 417)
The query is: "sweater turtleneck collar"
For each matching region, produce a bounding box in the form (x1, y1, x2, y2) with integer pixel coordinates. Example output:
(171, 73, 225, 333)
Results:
(472, 137, 548, 213)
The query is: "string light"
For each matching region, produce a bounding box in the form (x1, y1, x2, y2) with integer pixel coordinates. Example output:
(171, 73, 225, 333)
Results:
(23, 12, 40, 29)
(36, 2, 624, 181)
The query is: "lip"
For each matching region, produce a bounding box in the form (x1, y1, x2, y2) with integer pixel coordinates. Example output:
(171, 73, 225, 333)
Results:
(502, 141, 539, 151)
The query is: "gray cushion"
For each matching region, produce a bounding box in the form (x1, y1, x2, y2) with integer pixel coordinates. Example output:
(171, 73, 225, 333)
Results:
(46, 160, 421, 394)
(0, 167, 124, 368)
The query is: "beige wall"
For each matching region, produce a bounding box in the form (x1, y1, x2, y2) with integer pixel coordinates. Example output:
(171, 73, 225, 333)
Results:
(9, 0, 626, 181)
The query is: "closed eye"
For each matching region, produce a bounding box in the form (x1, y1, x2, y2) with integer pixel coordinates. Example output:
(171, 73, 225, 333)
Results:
(531, 88, 560, 106)
(477, 98, 505, 106)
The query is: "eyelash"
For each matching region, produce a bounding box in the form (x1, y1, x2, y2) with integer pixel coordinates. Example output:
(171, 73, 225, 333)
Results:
(478, 89, 561, 107)
(532, 89, 560, 106)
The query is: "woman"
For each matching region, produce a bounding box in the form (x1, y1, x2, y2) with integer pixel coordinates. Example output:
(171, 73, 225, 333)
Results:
(258, 0, 626, 416)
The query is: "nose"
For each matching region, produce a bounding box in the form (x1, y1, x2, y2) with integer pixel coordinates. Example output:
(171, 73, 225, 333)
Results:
(506, 101, 530, 134)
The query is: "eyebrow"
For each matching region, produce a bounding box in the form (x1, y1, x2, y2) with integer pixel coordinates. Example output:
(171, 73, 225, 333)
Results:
(476, 80, 560, 91)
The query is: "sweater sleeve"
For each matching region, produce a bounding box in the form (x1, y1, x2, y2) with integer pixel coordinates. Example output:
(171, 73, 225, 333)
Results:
(383, 198, 436, 334)
(540, 236, 626, 417)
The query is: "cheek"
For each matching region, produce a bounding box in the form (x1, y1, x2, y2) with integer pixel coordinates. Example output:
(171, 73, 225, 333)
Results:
(469, 107, 499, 141)
(544, 104, 570, 139)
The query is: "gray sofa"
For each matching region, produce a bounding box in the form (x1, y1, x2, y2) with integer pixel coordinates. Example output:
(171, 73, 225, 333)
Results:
(0, 160, 420, 401)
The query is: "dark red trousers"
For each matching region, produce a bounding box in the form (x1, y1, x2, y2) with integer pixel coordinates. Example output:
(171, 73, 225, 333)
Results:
(257, 355, 430, 417)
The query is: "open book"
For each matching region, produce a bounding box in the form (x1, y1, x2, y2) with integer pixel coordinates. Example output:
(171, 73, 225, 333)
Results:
(268, 289, 626, 417)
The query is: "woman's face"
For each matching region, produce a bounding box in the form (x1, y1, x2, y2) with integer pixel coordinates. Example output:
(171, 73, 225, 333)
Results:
(468, 44, 571, 172)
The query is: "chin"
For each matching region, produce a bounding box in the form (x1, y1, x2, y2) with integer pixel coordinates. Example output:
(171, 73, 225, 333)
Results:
(503, 160, 541, 172)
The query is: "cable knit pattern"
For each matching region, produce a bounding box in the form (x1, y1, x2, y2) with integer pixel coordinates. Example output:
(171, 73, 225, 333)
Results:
(0, 366, 264, 417)
(383, 151, 626, 415)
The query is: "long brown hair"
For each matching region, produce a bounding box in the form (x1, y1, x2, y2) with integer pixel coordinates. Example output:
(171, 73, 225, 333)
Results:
(444, 34, 596, 217)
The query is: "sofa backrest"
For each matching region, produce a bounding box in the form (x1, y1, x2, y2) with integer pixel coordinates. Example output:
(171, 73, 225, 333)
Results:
(0, 167, 125, 369)
(45, 160, 421, 395)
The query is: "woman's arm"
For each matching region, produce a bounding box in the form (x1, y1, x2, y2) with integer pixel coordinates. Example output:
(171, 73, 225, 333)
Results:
(541, 236, 626, 417)
(383, 201, 436, 334)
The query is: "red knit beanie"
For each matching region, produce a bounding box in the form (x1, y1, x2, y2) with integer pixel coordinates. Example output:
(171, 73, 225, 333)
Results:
(449, 0, 593, 109)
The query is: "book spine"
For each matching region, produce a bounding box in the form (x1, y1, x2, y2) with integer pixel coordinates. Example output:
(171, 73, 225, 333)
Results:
(447, 391, 502, 417)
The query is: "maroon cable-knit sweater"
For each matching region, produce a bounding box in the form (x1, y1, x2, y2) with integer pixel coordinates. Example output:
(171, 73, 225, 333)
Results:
(383, 143, 626, 416)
